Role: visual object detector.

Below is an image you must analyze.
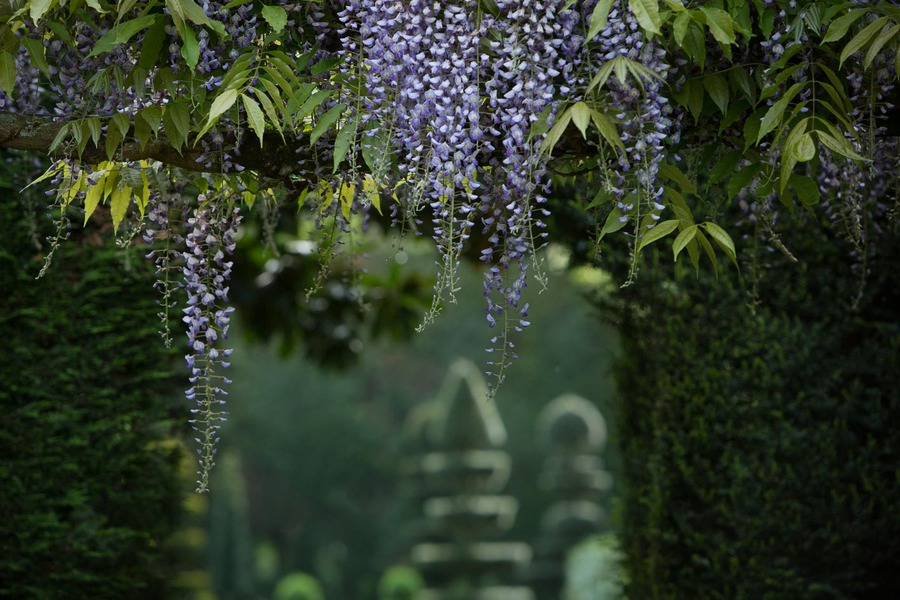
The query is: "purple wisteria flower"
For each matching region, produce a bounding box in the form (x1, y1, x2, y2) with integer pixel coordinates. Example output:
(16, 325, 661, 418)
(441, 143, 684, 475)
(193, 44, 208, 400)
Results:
(181, 198, 241, 493)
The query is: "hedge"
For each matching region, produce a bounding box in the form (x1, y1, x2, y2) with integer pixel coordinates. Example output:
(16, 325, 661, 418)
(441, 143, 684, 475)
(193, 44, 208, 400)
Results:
(0, 189, 184, 599)
(609, 215, 900, 599)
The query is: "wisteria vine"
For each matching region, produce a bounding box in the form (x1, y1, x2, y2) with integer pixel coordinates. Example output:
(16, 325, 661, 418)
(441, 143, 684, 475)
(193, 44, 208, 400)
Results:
(2, 0, 899, 488)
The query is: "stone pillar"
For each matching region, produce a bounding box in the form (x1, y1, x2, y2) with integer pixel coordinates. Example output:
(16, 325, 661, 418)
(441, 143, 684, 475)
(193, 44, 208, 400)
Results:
(403, 360, 533, 600)
(528, 394, 613, 599)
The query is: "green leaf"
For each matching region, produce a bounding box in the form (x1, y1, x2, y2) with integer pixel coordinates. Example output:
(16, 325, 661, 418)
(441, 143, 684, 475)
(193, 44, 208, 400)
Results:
(703, 73, 729, 114)
(629, 0, 662, 35)
(708, 151, 741, 187)
(756, 81, 805, 143)
(0, 51, 16, 96)
(310, 56, 341, 76)
(700, 222, 737, 266)
(105, 131, 123, 160)
(261, 5, 288, 34)
(726, 162, 761, 200)
(219, 51, 255, 91)
(673, 224, 698, 261)
(169, 0, 214, 28)
(309, 103, 345, 145)
(181, 25, 200, 71)
(760, 8, 776, 38)
(571, 101, 591, 139)
(587, 60, 616, 92)
(793, 132, 816, 162)
(729, 68, 756, 104)
(137, 18, 167, 70)
(816, 129, 866, 162)
(88, 15, 159, 58)
(822, 8, 868, 42)
(48, 123, 71, 153)
(637, 219, 679, 252)
(333, 115, 359, 173)
(659, 162, 697, 195)
(296, 89, 332, 120)
(208, 88, 239, 123)
(540, 108, 572, 155)
(599, 207, 629, 239)
(253, 87, 284, 139)
(85, 0, 108, 12)
(30, 0, 54, 24)
(121, 166, 144, 192)
(22, 38, 50, 78)
(682, 79, 705, 121)
(695, 229, 719, 276)
(586, 187, 614, 210)
(590, 109, 624, 152)
(662, 0, 685, 12)
(779, 119, 808, 192)
(673, 11, 691, 46)
(840, 17, 890, 66)
(586, 0, 614, 41)
(699, 7, 736, 46)
(683, 22, 706, 70)
(791, 174, 821, 206)
(241, 93, 266, 146)
(864, 23, 900, 69)
(163, 99, 191, 151)
(85, 117, 102, 147)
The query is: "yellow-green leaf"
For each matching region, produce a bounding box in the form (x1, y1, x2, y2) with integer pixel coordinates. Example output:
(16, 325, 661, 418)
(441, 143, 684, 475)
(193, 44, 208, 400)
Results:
(636, 219, 679, 251)
(673, 224, 698, 261)
(840, 17, 890, 66)
(699, 7, 736, 46)
(586, 0, 614, 41)
(261, 5, 288, 34)
(700, 221, 737, 266)
(629, 0, 661, 35)
(83, 177, 106, 225)
(30, 0, 54, 24)
(241, 93, 266, 146)
(110, 184, 131, 233)
(570, 101, 591, 139)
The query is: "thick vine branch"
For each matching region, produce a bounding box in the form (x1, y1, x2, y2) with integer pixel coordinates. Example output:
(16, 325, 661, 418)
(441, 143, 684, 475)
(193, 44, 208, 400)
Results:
(0, 112, 301, 179)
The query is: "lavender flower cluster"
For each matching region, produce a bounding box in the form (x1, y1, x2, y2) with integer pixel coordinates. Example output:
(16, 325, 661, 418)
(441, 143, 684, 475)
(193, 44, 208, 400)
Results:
(589, 1, 673, 249)
(180, 198, 241, 492)
(337, 0, 582, 388)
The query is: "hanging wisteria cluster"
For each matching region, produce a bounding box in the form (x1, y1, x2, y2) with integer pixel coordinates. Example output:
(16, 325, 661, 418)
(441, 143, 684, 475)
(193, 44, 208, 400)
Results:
(180, 198, 241, 493)
(335, 0, 598, 388)
(590, 0, 673, 282)
(2, 0, 899, 490)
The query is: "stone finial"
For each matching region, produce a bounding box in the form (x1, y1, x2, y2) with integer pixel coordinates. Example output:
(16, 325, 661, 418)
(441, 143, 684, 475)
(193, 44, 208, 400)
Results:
(537, 394, 607, 453)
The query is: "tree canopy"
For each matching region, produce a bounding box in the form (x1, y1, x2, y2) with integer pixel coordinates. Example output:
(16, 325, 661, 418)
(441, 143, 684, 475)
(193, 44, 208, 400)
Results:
(1, 0, 897, 488)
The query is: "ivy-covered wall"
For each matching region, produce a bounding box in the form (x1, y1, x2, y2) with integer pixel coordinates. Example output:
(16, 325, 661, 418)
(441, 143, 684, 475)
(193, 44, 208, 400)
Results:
(610, 216, 900, 599)
(0, 190, 184, 599)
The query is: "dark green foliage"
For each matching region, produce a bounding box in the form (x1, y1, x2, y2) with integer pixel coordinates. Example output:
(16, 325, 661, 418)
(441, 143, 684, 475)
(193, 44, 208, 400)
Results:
(0, 189, 184, 599)
(610, 216, 900, 599)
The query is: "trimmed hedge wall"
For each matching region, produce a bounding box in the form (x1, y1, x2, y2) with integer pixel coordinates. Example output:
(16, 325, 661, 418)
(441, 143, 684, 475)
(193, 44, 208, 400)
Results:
(0, 192, 184, 599)
(611, 217, 900, 599)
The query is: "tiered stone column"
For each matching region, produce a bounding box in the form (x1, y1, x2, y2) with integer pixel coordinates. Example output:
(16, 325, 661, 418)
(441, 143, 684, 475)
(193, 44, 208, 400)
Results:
(528, 394, 613, 598)
(403, 360, 533, 600)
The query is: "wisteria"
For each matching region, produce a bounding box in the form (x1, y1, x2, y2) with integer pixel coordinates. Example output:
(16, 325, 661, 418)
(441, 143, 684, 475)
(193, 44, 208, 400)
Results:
(144, 191, 185, 348)
(588, 0, 673, 283)
(335, 0, 586, 389)
(181, 198, 241, 492)
(2, 0, 899, 489)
